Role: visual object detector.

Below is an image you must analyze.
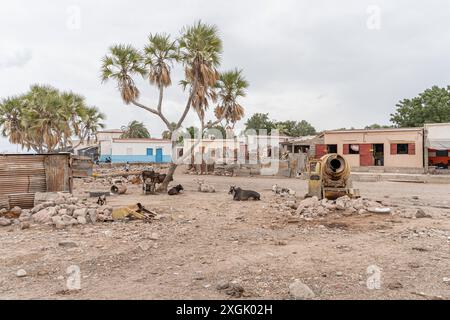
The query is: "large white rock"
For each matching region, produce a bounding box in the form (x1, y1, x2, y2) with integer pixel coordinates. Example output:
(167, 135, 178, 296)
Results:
(77, 216, 87, 225)
(0, 217, 12, 226)
(289, 280, 315, 300)
(52, 216, 65, 229)
(32, 209, 52, 223)
(73, 208, 87, 218)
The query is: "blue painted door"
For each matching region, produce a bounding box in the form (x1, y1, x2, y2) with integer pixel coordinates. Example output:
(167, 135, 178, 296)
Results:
(146, 148, 153, 156)
(155, 148, 163, 162)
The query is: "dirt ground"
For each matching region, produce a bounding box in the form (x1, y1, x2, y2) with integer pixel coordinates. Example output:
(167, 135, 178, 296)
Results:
(1, 170, 450, 300)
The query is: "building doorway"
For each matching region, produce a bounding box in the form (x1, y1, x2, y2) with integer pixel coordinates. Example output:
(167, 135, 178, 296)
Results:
(155, 148, 163, 163)
(373, 144, 384, 166)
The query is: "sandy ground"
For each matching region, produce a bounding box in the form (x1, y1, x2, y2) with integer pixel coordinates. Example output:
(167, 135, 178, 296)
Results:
(1, 171, 450, 300)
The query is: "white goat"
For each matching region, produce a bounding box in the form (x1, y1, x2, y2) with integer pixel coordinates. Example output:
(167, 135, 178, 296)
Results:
(272, 184, 296, 196)
(194, 179, 216, 193)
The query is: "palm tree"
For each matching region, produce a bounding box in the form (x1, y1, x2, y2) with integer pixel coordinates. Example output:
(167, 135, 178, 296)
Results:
(0, 85, 105, 152)
(0, 96, 26, 147)
(214, 69, 248, 128)
(73, 106, 106, 148)
(162, 122, 177, 140)
(120, 120, 151, 138)
(100, 22, 246, 192)
(144, 33, 178, 88)
(178, 21, 222, 127)
(101, 45, 146, 104)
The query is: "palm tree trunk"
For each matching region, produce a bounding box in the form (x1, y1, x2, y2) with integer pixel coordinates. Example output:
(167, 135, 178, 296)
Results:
(157, 161, 177, 192)
(157, 139, 178, 192)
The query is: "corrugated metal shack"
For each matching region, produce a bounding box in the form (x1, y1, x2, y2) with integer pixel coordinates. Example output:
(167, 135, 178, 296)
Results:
(0, 153, 90, 210)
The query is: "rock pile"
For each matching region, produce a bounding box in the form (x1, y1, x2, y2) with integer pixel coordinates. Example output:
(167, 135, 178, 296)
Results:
(19, 192, 113, 229)
(270, 195, 392, 220)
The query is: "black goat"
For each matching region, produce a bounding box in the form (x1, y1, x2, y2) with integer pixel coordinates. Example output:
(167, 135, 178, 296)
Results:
(142, 170, 174, 194)
(228, 186, 261, 201)
(168, 184, 184, 195)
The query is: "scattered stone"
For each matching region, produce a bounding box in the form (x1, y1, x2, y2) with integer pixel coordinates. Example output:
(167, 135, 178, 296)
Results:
(443, 277, 450, 285)
(387, 281, 403, 290)
(16, 269, 27, 277)
(415, 209, 431, 219)
(52, 216, 65, 229)
(77, 216, 87, 225)
(20, 222, 30, 230)
(336, 271, 343, 277)
(73, 208, 87, 218)
(0, 217, 12, 226)
(216, 280, 230, 290)
(138, 243, 150, 251)
(32, 209, 52, 224)
(58, 241, 78, 248)
(367, 207, 391, 214)
(224, 283, 244, 297)
(149, 232, 159, 240)
(289, 280, 315, 300)
(10, 206, 22, 215)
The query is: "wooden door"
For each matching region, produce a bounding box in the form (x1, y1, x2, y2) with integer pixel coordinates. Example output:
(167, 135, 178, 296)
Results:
(359, 144, 373, 166)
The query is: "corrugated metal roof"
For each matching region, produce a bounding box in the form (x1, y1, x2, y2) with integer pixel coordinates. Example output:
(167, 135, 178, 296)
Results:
(325, 127, 423, 134)
(0, 154, 72, 209)
(425, 123, 450, 150)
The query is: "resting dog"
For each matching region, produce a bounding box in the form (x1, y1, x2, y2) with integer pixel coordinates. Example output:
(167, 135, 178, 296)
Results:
(229, 186, 260, 201)
(97, 194, 107, 206)
(168, 184, 184, 195)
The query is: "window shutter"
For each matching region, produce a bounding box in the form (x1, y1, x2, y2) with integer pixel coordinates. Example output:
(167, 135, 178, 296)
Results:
(390, 143, 397, 155)
(408, 143, 416, 155)
(343, 144, 350, 155)
(315, 144, 327, 158)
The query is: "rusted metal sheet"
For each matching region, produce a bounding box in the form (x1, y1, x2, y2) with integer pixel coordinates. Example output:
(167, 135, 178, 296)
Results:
(0, 195, 9, 210)
(44, 154, 71, 192)
(8, 193, 35, 209)
(0, 153, 72, 209)
(72, 156, 93, 177)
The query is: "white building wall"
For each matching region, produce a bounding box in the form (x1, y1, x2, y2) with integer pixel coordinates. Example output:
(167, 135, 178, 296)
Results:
(112, 141, 172, 155)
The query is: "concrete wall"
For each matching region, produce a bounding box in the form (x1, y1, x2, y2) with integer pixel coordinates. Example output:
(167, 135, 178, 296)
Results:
(183, 135, 287, 164)
(98, 131, 123, 157)
(100, 139, 172, 163)
(324, 129, 424, 168)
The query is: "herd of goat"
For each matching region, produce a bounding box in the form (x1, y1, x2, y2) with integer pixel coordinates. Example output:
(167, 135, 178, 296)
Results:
(139, 169, 295, 200)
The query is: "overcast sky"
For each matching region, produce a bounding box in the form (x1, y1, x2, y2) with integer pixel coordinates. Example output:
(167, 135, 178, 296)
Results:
(1, 0, 450, 151)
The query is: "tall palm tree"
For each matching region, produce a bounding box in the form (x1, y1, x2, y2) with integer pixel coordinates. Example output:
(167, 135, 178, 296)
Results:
(0, 85, 105, 152)
(144, 33, 178, 88)
(101, 44, 146, 104)
(214, 69, 248, 128)
(0, 96, 26, 147)
(161, 122, 177, 140)
(178, 21, 222, 126)
(73, 106, 106, 148)
(120, 120, 151, 138)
